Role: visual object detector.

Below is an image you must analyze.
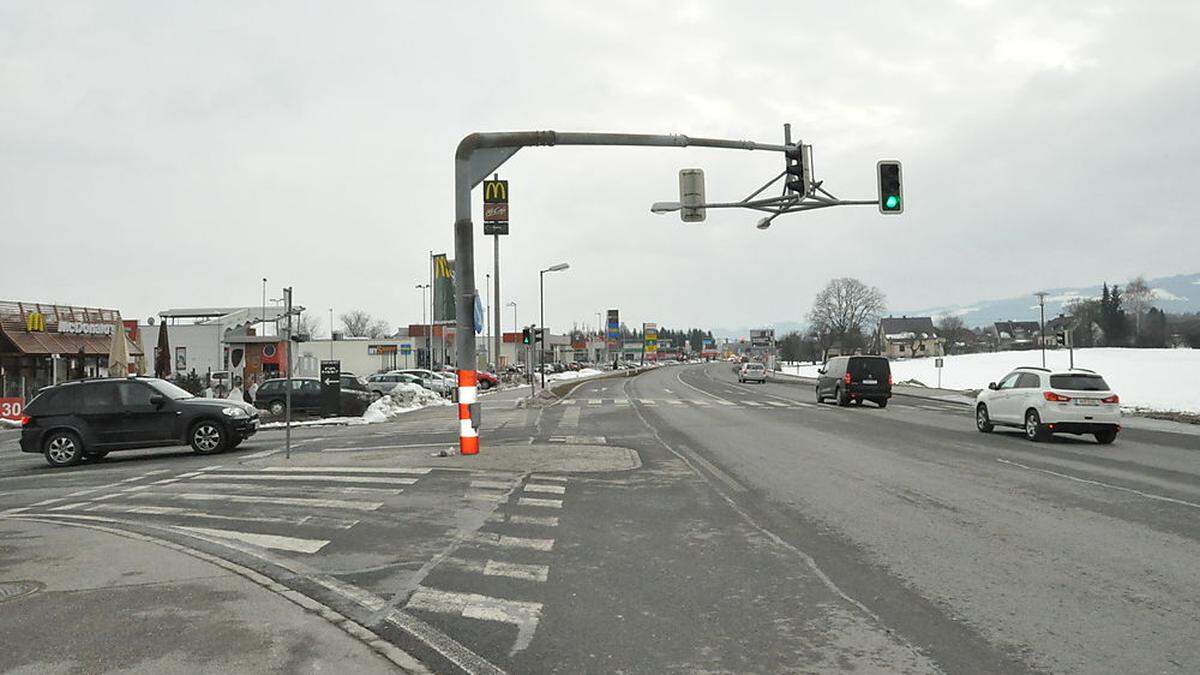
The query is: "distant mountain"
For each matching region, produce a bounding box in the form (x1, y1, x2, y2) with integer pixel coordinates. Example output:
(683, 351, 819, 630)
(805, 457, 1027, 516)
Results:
(902, 272, 1199, 329)
(712, 272, 1199, 338)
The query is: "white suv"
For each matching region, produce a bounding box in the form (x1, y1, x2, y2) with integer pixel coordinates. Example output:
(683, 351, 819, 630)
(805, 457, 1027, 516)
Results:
(738, 362, 767, 384)
(975, 367, 1121, 444)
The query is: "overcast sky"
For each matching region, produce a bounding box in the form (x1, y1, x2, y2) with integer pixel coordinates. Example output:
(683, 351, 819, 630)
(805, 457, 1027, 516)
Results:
(3, 1, 1197, 335)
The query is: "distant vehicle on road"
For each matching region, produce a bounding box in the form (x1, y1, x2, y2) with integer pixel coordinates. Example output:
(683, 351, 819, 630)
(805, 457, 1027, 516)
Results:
(975, 367, 1121, 444)
(815, 355, 892, 407)
(19, 377, 259, 467)
(738, 362, 767, 383)
(254, 377, 372, 417)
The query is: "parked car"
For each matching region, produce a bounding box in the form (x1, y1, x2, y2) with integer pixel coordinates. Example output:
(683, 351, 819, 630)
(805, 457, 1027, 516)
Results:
(815, 355, 892, 407)
(975, 367, 1120, 444)
(738, 362, 767, 383)
(476, 371, 499, 390)
(365, 372, 426, 396)
(253, 377, 373, 417)
(19, 377, 259, 467)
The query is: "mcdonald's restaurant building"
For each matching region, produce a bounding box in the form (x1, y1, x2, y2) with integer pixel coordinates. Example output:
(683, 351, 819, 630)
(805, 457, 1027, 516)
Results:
(0, 301, 143, 405)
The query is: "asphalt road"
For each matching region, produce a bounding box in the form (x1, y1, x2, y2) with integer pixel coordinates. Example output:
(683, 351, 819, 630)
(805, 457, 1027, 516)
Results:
(1, 365, 1198, 674)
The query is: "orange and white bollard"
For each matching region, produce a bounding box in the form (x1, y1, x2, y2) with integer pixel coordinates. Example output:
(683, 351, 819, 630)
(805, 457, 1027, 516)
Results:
(457, 369, 479, 455)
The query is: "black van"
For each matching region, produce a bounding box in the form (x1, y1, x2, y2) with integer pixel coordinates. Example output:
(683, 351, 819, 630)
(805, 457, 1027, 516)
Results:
(815, 355, 892, 408)
(19, 377, 259, 467)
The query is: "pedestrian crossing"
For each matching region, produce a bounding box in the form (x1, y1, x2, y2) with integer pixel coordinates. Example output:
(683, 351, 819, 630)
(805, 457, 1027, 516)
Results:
(558, 397, 968, 413)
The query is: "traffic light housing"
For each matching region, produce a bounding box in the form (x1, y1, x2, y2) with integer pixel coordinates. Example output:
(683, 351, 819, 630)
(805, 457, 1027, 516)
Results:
(678, 168, 706, 222)
(785, 143, 813, 197)
(521, 327, 531, 345)
(534, 328, 545, 343)
(877, 160, 903, 214)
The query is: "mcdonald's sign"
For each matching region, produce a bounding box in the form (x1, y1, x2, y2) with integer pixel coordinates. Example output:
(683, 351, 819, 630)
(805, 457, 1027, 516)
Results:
(483, 179, 509, 225)
(25, 312, 46, 332)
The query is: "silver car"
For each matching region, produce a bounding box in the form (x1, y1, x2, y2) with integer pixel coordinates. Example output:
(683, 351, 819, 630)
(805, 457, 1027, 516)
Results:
(393, 369, 452, 396)
(365, 372, 426, 397)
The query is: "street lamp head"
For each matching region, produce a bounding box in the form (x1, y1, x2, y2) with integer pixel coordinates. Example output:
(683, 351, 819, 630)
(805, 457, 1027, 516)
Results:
(756, 217, 773, 230)
(650, 201, 681, 214)
(506, 301, 517, 307)
(546, 263, 570, 273)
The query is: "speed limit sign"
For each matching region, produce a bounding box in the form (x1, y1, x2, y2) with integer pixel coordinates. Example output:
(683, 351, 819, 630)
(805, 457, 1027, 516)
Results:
(0, 397, 24, 422)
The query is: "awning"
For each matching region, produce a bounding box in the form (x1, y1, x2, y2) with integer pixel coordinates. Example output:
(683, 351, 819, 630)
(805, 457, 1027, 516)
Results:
(0, 325, 143, 357)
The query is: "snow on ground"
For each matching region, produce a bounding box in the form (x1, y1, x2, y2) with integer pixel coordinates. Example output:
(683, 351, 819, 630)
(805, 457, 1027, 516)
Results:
(545, 368, 603, 382)
(783, 348, 1200, 414)
(0, 418, 20, 429)
(260, 388, 452, 429)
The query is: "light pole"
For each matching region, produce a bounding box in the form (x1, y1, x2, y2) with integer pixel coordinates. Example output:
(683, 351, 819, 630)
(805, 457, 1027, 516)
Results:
(539, 263, 570, 388)
(416, 284, 430, 368)
(485, 272, 491, 367)
(328, 308, 334, 359)
(261, 277, 267, 336)
(1035, 291, 1049, 368)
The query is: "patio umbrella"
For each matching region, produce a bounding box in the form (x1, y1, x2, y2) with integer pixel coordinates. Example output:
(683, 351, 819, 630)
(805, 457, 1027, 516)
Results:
(107, 321, 130, 377)
(154, 320, 171, 378)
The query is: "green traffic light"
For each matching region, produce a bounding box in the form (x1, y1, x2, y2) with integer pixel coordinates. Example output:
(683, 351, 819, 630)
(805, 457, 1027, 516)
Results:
(885, 195, 900, 209)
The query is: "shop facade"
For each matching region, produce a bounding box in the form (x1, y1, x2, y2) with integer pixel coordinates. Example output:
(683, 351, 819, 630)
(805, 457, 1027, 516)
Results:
(0, 300, 143, 407)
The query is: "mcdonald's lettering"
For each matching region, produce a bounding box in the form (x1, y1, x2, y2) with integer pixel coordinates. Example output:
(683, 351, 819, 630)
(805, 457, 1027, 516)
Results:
(25, 312, 45, 332)
(434, 254, 454, 279)
(483, 180, 508, 204)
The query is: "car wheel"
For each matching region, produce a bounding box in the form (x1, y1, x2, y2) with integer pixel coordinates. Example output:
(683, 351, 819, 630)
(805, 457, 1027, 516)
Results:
(836, 387, 850, 407)
(975, 404, 993, 432)
(43, 431, 84, 467)
(876, 398, 888, 409)
(478, 380, 491, 391)
(370, 390, 383, 401)
(269, 400, 286, 416)
(815, 386, 824, 404)
(190, 420, 228, 455)
(1094, 428, 1118, 445)
(1024, 409, 1048, 442)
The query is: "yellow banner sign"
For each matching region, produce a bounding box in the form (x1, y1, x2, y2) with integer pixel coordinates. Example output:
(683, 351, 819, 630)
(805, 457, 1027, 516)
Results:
(25, 312, 45, 332)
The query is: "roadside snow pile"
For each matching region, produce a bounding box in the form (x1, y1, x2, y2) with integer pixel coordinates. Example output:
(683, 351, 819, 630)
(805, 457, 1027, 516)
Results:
(387, 382, 446, 407)
(783, 348, 1200, 413)
(545, 368, 603, 382)
(0, 418, 20, 429)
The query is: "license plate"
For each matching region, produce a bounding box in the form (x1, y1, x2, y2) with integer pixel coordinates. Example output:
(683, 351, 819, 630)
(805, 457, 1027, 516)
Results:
(1075, 398, 1099, 406)
(863, 379, 878, 385)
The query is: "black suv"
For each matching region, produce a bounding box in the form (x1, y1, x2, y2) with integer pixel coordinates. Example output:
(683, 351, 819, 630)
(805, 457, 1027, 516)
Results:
(815, 355, 892, 408)
(19, 377, 259, 467)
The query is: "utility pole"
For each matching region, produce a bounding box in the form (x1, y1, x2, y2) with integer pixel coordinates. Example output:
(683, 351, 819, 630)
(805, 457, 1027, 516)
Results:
(283, 287, 293, 460)
(1035, 291, 1049, 368)
(328, 308, 334, 359)
(492, 173, 503, 374)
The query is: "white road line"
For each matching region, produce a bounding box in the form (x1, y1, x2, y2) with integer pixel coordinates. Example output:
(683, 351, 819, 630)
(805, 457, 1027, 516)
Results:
(81, 502, 356, 527)
(193, 473, 418, 486)
(638, 399, 657, 405)
(587, 399, 602, 405)
(258, 466, 432, 475)
(0, 507, 30, 515)
(131, 492, 384, 511)
(176, 526, 330, 554)
(715, 400, 737, 406)
(48, 502, 90, 511)
(92, 493, 122, 501)
(322, 443, 452, 453)
(65, 488, 103, 498)
(614, 400, 631, 406)
(517, 497, 562, 509)
(995, 458, 1200, 511)
(764, 401, 790, 407)
(686, 450, 748, 493)
(190, 482, 402, 497)
(561, 399, 578, 405)
(470, 480, 516, 490)
(507, 514, 559, 527)
(240, 447, 284, 460)
(528, 474, 568, 483)
(474, 532, 555, 551)
(742, 401, 764, 407)
(484, 560, 549, 582)
(151, 479, 180, 486)
(523, 484, 566, 495)
(690, 400, 710, 406)
(29, 498, 66, 507)
(667, 400, 685, 406)
(559, 406, 581, 429)
(405, 587, 541, 655)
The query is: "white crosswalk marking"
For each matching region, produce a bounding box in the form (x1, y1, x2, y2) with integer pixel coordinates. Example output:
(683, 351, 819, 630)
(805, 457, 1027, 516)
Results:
(615, 400, 631, 406)
(667, 400, 685, 405)
(507, 514, 559, 527)
(470, 479, 516, 490)
(588, 399, 602, 405)
(715, 400, 737, 406)
(484, 559, 549, 582)
(176, 525, 330, 554)
(258, 466, 432, 475)
(528, 474, 568, 483)
(523, 483, 566, 495)
(691, 400, 710, 406)
(764, 401, 790, 407)
(742, 401, 764, 407)
(193, 473, 418, 486)
(80, 502, 358, 528)
(405, 587, 542, 648)
(518, 497, 563, 509)
(475, 532, 555, 551)
(562, 399, 579, 405)
(131, 492, 384, 511)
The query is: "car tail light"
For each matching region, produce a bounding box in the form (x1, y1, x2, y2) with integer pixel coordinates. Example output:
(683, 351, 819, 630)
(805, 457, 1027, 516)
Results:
(888, 374, 893, 386)
(19, 415, 32, 427)
(843, 373, 852, 385)
(1101, 394, 1120, 404)
(1044, 391, 1071, 402)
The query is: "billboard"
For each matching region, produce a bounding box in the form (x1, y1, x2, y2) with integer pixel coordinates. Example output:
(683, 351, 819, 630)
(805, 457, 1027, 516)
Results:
(643, 322, 658, 354)
(433, 253, 455, 322)
(606, 309, 620, 349)
(749, 328, 775, 348)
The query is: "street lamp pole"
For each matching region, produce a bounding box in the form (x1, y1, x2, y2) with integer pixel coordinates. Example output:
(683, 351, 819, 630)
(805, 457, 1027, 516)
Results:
(1035, 291, 1049, 368)
(261, 278, 267, 336)
(538, 263, 570, 389)
(329, 308, 334, 359)
(416, 284, 430, 368)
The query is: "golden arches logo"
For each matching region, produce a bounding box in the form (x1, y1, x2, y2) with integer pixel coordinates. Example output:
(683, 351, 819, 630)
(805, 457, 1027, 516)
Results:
(434, 255, 453, 279)
(25, 312, 46, 332)
(483, 180, 508, 203)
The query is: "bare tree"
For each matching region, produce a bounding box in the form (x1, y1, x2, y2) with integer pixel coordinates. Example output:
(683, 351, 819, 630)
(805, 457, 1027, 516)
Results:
(807, 277, 886, 347)
(296, 312, 323, 339)
(340, 309, 390, 338)
(1124, 275, 1152, 338)
(937, 315, 965, 354)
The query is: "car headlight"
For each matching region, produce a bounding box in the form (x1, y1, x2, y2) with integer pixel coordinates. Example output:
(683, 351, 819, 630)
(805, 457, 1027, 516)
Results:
(222, 406, 247, 418)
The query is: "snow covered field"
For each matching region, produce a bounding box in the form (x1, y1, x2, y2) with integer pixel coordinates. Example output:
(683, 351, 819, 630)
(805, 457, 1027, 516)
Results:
(783, 348, 1200, 414)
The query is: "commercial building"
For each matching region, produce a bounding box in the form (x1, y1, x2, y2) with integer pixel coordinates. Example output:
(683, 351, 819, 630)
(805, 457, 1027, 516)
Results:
(292, 337, 419, 378)
(0, 300, 143, 404)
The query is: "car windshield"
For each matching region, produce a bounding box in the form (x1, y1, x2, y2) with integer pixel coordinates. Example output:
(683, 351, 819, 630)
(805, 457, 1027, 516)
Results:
(145, 379, 194, 400)
(1050, 374, 1111, 391)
